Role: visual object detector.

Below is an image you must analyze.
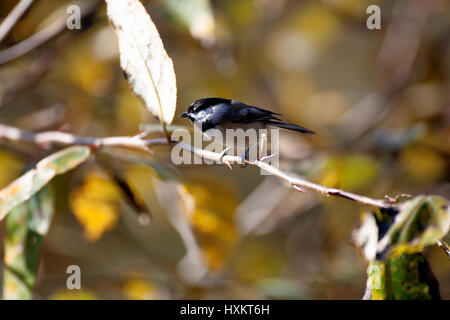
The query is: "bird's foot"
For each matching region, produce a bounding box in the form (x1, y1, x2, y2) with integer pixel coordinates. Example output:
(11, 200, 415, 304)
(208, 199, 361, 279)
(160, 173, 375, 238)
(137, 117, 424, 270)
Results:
(218, 147, 232, 169)
(258, 152, 278, 163)
(256, 133, 276, 162)
(239, 147, 250, 168)
(258, 133, 266, 161)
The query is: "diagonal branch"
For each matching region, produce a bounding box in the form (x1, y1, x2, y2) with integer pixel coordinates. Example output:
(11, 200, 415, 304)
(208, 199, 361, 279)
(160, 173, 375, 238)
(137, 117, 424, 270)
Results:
(0, 0, 35, 43)
(0, 123, 389, 208)
(0, 0, 103, 65)
(177, 142, 388, 208)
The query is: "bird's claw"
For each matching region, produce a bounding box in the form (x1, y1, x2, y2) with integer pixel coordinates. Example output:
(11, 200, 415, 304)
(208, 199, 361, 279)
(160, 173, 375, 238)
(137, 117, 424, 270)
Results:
(258, 152, 278, 162)
(218, 147, 232, 170)
(240, 162, 248, 168)
(239, 147, 250, 168)
(258, 133, 266, 160)
(291, 184, 306, 193)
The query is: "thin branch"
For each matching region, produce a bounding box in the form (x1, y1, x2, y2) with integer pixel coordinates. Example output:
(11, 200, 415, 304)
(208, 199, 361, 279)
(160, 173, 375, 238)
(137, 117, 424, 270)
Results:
(177, 142, 388, 208)
(0, 123, 390, 208)
(0, 123, 168, 151)
(0, 0, 35, 43)
(0, 39, 65, 108)
(0, 12, 65, 64)
(0, 0, 102, 65)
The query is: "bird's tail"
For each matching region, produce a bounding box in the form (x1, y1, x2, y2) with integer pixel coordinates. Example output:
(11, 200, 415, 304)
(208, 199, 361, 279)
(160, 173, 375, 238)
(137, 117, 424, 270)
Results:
(268, 121, 316, 134)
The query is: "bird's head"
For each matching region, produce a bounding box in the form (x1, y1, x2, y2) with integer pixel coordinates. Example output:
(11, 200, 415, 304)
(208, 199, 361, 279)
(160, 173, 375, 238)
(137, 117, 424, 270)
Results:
(180, 97, 231, 122)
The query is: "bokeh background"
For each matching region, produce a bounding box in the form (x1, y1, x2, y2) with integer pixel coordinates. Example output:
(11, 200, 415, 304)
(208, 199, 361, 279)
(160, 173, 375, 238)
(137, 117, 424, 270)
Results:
(0, 0, 449, 299)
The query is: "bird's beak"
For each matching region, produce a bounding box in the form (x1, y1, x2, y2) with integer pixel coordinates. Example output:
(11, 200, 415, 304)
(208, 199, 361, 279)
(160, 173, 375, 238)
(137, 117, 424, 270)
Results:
(180, 112, 189, 118)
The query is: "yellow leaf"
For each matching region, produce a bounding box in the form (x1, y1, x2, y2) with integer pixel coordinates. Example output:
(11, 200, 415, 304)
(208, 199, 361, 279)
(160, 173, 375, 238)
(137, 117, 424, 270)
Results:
(122, 279, 157, 300)
(183, 181, 238, 271)
(318, 155, 379, 190)
(192, 209, 220, 233)
(400, 147, 446, 184)
(50, 289, 98, 300)
(153, 175, 238, 273)
(62, 37, 113, 96)
(69, 175, 121, 241)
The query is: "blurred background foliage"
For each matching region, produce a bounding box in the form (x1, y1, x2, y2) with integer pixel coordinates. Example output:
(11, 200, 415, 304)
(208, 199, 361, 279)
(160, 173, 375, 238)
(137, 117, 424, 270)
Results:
(0, 0, 449, 299)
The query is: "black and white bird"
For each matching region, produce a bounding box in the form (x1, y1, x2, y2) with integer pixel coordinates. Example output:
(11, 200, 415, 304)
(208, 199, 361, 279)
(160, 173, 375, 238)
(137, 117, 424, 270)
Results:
(180, 98, 315, 164)
(180, 97, 315, 135)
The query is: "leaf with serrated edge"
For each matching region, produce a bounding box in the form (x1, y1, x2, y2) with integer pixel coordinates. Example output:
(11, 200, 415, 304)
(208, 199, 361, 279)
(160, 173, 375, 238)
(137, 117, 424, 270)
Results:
(106, 0, 177, 125)
(0, 146, 90, 221)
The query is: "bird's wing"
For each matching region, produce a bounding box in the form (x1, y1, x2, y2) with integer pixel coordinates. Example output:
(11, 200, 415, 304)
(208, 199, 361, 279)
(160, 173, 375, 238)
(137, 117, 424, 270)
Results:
(227, 101, 281, 123)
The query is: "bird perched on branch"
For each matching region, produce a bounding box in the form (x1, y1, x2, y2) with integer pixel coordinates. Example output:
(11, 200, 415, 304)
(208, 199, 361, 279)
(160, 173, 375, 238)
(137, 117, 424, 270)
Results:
(180, 97, 315, 165)
(181, 98, 315, 134)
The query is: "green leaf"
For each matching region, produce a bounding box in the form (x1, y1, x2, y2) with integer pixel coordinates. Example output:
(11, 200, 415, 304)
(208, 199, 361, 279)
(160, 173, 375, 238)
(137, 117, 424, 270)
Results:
(354, 195, 449, 300)
(366, 260, 389, 300)
(0, 146, 91, 221)
(366, 253, 440, 300)
(3, 185, 55, 300)
(378, 195, 450, 257)
(388, 253, 439, 300)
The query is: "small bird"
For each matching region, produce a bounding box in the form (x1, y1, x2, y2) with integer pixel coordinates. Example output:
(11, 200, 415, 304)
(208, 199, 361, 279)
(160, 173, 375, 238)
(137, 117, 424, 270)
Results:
(181, 98, 315, 134)
(180, 97, 315, 164)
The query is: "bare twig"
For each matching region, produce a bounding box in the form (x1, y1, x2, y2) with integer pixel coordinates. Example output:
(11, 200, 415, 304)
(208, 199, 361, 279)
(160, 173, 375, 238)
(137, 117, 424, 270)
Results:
(179, 142, 388, 207)
(0, 123, 168, 151)
(0, 12, 65, 64)
(0, 123, 389, 208)
(0, 19, 85, 108)
(0, 0, 102, 65)
(0, 0, 35, 43)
